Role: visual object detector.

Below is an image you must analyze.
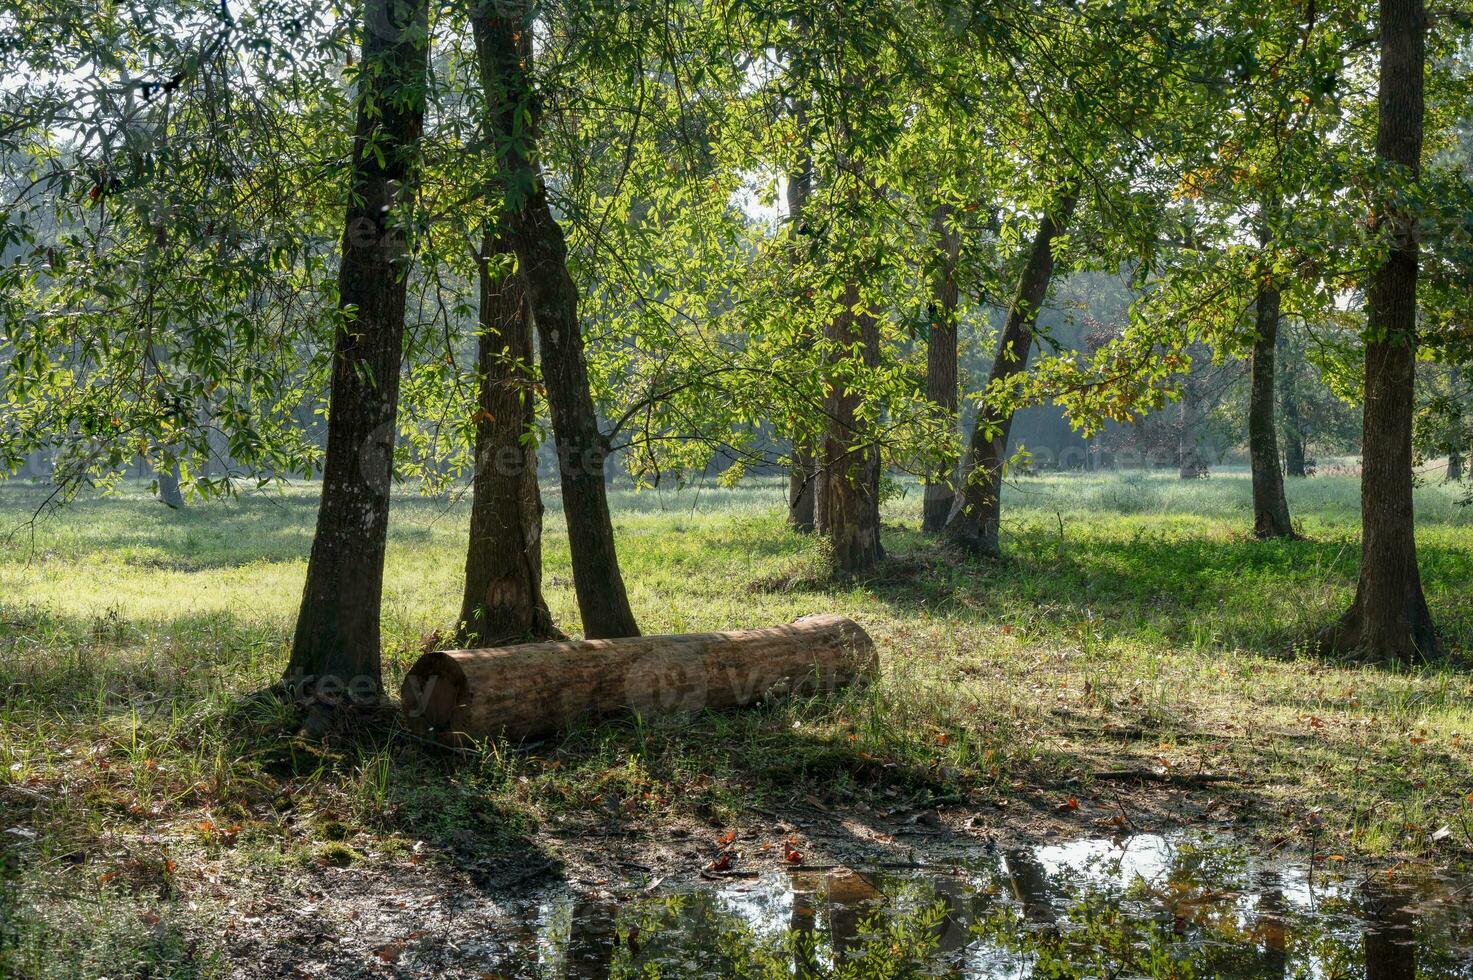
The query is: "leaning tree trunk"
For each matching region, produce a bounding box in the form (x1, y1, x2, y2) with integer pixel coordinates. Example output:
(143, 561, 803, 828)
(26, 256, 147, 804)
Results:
(1319, 0, 1438, 662)
(785, 99, 817, 533)
(945, 192, 1077, 557)
(820, 288, 884, 573)
(473, 2, 639, 639)
(922, 203, 961, 534)
(286, 0, 428, 700)
(457, 229, 560, 647)
(1450, 449, 1465, 482)
(1249, 268, 1295, 538)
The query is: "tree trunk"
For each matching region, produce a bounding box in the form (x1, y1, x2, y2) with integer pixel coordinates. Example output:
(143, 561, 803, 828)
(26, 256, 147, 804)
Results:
(402, 614, 876, 744)
(157, 461, 184, 509)
(787, 442, 816, 532)
(472, 2, 639, 639)
(285, 0, 428, 701)
(1282, 355, 1309, 479)
(922, 203, 961, 534)
(945, 192, 1077, 557)
(1249, 269, 1295, 538)
(1448, 366, 1465, 481)
(813, 460, 830, 534)
(1177, 368, 1210, 479)
(457, 229, 560, 648)
(820, 288, 884, 573)
(1319, 0, 1438, 662)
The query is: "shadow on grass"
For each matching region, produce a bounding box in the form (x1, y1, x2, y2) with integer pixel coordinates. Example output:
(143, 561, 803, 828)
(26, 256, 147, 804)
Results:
(0, 487, 323, 570)
(805, 524, 1473, 665)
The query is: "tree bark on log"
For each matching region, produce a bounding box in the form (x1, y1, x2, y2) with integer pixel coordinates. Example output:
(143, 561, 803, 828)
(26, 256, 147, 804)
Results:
(922, 203, 961, 535)
(456, 228, 560, 647)
(401, 614, 877, 744)
(945, 192, 1076, 557)
(1249, 258, 1295, 538)
(1318, 0, 1438, 662)
(473, 2, 639, 640)
(286, 0, 428, 699)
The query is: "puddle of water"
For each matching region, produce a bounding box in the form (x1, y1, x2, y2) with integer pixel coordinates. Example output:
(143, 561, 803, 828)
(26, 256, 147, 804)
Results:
(483, 834, 1473, 977)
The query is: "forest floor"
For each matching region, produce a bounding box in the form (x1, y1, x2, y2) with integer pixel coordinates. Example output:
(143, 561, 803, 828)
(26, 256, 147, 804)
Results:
(1, 470, 1471, 976)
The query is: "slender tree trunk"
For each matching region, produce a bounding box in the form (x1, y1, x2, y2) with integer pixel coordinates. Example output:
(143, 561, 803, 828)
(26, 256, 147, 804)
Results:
(922, 203, 961, 534)
(813, 458, 829, 534)
(945, 192, 1077, 556)
(473, 1, 639, 639)
(1177, 368, 1209, 479)
(1249, 258, 1295, 537)
(157, 461, 184, 509)
(1320, 0, 1438, 662)
(820, 287, 884, 573)
(1282, 351, 1309, 478)
(285, 0, 428, 700)
(788, 442, 816, 531)
(785, 102, 816, 532)
(1448, 366, 1465, 481)
(457, 229, 560, 647)
(148, 340, 185, 509)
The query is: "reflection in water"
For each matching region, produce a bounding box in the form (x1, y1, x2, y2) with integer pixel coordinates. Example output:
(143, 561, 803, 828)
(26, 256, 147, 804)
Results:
(502, 834, 1472, 978)
(563, 899, 617, 978)
(1254, 871, 1288, 978)
(1003, 848, 1056, 926)
(1364, 883, 1418, 980)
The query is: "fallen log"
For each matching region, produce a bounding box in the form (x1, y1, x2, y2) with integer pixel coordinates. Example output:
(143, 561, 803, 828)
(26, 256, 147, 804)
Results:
(400, 613, 877, 745)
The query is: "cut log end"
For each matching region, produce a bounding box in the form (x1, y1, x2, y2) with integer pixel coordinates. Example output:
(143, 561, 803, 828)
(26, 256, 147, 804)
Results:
(400, 613, 877, 746)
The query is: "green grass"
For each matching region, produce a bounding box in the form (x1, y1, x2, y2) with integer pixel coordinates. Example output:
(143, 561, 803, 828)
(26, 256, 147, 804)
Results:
(1, 469, 1471, 976)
